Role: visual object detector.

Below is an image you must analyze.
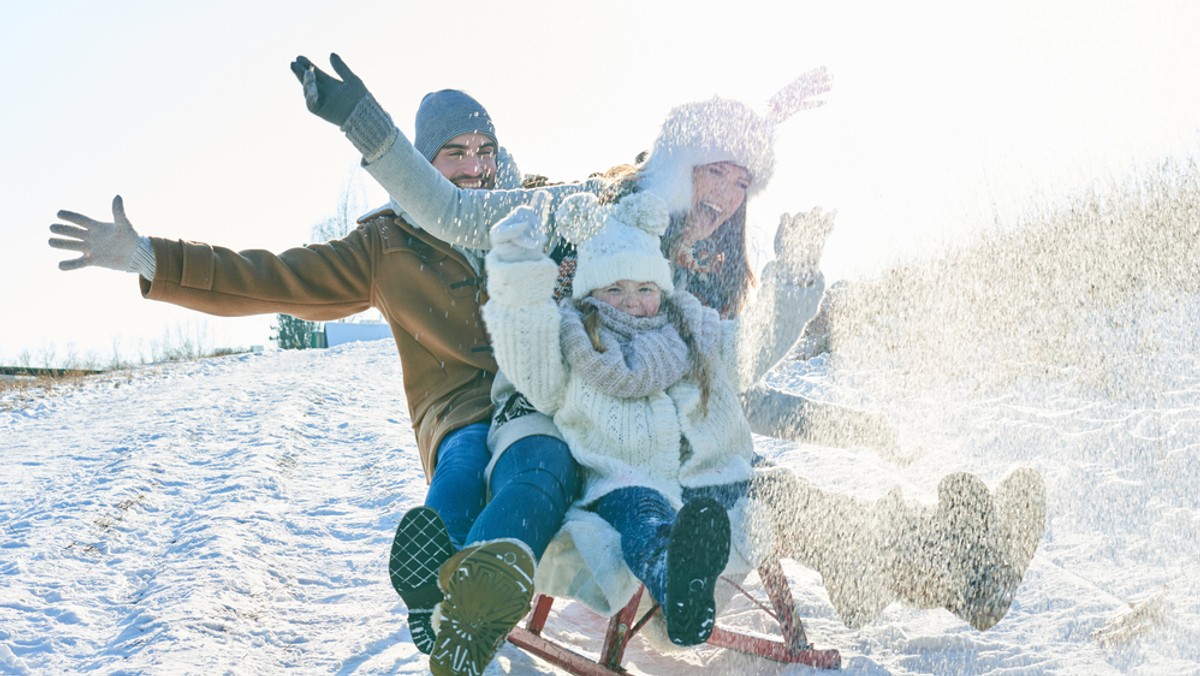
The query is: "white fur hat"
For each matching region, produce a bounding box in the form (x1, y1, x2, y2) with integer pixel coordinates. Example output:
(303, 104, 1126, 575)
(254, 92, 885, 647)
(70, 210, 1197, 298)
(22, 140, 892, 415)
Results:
(636, 97, 775, 215)
(555, 192, 674, 300)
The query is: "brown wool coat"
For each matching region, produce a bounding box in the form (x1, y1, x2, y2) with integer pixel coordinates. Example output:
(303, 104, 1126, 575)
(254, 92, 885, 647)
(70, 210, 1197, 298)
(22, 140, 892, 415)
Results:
(140, 211, 497, 481)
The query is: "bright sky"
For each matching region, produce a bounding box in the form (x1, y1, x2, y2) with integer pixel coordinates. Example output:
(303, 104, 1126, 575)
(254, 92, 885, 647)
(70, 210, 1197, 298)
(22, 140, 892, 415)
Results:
(4, 1, 1200, 367)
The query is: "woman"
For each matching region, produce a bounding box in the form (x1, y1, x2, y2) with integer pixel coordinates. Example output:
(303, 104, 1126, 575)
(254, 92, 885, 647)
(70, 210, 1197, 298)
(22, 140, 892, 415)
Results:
(295, 54, 890, 446)
(533, 95, 1045, 634)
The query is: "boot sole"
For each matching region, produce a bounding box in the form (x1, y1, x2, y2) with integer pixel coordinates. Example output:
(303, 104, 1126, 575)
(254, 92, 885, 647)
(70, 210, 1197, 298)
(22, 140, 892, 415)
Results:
(390, 506, 456, 604)
(430, 540, 535, 676)
(665, 498, 731, 646)
(390, 506, 456, 654)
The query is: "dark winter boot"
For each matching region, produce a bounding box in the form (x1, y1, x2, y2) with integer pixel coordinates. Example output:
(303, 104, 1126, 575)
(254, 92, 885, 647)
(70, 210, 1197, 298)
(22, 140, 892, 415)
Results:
(389, 506, 456, 654)
(663, 497, 732, 646)
(907, 472, 1001, 628)
(890, 468, 1046, 630)
(752, 468, 893, 629)
(955, 467, 1046, 629)
(429, 538, 536, 676)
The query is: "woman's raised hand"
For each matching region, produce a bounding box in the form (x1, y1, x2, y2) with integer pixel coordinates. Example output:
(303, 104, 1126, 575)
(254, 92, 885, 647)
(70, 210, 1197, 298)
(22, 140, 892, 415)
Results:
(774, 207, 835, 283)
(768, 66, 833, 122)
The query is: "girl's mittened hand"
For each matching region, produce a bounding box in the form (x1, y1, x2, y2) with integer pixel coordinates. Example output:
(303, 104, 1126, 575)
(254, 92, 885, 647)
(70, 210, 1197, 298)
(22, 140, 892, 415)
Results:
(490, 205, 548, 262)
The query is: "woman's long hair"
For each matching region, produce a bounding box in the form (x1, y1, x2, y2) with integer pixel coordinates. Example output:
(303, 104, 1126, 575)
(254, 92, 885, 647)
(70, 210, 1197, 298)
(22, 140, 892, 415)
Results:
(660, 206, 755, 319)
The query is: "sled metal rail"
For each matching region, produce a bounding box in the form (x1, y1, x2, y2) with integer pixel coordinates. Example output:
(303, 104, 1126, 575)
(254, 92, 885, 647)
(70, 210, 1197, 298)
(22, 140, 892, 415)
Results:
(507, 558, 841, 673)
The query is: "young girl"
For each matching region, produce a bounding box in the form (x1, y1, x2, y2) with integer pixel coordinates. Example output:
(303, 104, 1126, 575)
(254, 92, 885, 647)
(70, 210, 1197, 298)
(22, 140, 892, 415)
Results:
(482, 190, 813, 646)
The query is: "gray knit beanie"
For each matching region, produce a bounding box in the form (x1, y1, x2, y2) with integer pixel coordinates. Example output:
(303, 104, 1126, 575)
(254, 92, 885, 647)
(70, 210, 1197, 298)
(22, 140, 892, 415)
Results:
(413, 89, 497, 161)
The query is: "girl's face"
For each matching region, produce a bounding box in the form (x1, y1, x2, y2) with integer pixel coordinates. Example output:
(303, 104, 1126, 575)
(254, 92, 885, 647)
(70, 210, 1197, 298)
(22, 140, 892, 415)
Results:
(685, 161, 751, 244)
(591, 280, 663, 318)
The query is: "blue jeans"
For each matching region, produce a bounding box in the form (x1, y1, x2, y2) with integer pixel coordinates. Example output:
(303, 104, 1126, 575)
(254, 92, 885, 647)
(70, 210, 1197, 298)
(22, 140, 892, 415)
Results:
(682, 480, 750, 510)
(423, 422, 491, 548)
(592, 482, 751, 603)
(466, 435, 581, 560)
(592, 486, 676, 603)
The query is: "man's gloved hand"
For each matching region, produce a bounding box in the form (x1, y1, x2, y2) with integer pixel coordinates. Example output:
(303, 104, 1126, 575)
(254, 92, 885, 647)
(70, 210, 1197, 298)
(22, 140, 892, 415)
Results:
(490, 206, 548, 262)
(774, 207, 835, 283)
(50, 195, 143, 272)
(290, 53, 368, 127)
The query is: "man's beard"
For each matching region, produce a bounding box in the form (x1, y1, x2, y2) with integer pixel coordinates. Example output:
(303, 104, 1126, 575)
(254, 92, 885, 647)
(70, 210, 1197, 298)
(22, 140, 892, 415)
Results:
(451, 174, 495, 190)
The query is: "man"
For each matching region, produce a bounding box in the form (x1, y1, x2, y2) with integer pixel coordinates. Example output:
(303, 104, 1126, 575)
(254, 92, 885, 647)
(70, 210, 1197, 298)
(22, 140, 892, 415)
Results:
(49, 85, 581, 675)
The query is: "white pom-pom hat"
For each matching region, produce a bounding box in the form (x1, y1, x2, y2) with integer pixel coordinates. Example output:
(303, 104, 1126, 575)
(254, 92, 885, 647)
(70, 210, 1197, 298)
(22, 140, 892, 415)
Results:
(555, 192, 674, 300)
(636, 97, 776, 215)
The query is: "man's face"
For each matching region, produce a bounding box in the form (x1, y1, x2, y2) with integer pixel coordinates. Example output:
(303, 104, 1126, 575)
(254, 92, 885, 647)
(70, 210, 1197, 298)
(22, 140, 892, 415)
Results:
(431, 132, 498, 189)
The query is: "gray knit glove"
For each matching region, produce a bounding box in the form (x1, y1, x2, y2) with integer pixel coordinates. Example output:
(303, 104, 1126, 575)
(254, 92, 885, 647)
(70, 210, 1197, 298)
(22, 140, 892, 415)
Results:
(774, 207, 835, 283)
(290, 53, 366, 127)
(291, 53, 396, 161)
(50, 195, 155, 276)
(490, 206, 548, 263)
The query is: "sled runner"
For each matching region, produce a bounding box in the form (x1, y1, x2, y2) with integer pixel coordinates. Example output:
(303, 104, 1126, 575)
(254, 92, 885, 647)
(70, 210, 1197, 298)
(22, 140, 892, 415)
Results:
(507, 557, 842, 673)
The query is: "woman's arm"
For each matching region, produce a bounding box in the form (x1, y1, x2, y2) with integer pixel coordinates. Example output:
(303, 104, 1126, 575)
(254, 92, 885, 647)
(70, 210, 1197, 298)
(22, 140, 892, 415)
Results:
(362, 129, 605, 249)
(729, 208, 834, 389)
(292, 54, 606, 249)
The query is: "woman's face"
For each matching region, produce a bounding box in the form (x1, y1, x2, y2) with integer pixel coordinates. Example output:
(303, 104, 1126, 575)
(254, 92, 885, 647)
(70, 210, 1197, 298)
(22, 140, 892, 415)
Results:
(590, 280, 663, 318)
(685, 162, 751, 244)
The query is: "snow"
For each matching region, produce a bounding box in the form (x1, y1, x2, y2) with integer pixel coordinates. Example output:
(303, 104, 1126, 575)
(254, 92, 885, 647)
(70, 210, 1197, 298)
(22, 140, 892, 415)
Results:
(3, 311, 1199, 674)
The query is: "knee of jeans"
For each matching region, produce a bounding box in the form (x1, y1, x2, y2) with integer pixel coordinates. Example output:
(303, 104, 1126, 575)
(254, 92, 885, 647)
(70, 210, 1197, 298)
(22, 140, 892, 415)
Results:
(498, 465, 579, 509)
(432, 453, 487, 481)
(497, 437, 582, 496)
(434, 428, 490, 471)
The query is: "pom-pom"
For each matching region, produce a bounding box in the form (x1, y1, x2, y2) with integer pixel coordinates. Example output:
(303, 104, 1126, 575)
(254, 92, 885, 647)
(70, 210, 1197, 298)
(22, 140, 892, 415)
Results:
(611, 192, 670, 238)
(554, 193, 608, 245)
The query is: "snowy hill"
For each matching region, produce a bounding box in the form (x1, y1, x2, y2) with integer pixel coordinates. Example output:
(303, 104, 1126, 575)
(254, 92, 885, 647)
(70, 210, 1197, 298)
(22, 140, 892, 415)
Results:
(3, 328, 1198, 674)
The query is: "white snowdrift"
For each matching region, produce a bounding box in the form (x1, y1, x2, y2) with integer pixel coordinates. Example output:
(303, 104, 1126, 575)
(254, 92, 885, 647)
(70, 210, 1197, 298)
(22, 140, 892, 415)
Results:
(2, 326, 1198, 674)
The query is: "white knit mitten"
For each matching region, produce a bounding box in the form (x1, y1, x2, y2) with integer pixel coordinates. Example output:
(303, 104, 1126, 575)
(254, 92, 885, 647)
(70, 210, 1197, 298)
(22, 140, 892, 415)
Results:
(774, 207, 835, 283)
(490, 205, 548, 262)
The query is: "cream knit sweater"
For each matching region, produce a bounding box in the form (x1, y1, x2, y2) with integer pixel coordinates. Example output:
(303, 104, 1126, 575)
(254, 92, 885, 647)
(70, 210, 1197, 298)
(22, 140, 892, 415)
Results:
(484, 254, 759, 505)
(483, 249, 825, 613)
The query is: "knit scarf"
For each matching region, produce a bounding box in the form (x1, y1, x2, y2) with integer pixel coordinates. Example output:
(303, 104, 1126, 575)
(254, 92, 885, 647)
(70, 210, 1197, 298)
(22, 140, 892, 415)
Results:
(559, 298, 691, 399)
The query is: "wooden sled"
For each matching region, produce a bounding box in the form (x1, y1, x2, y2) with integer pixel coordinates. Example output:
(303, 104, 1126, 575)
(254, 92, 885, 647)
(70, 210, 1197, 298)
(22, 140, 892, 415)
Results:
(507, 558, 841, 673)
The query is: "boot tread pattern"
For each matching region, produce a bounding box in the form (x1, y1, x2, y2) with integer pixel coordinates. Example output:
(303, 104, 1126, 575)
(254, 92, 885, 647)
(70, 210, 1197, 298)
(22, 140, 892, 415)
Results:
(430, 541, 535, 676)
(665, 498, 731, 646)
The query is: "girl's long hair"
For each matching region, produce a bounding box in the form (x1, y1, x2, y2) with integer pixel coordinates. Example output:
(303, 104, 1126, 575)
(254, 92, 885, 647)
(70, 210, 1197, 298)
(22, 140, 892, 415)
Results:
(663, 295, 713, 415)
